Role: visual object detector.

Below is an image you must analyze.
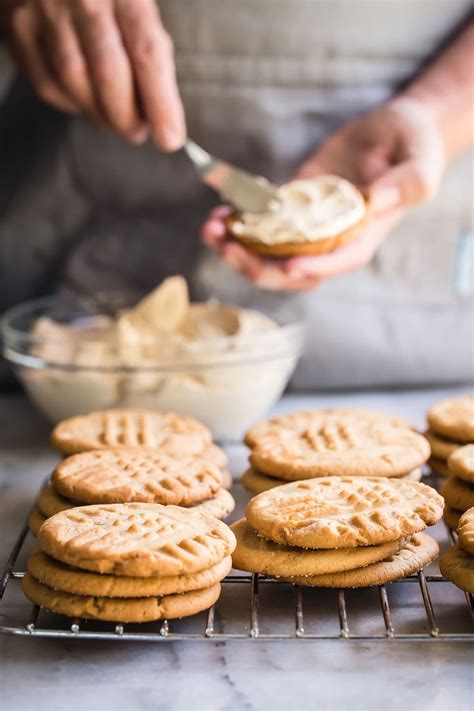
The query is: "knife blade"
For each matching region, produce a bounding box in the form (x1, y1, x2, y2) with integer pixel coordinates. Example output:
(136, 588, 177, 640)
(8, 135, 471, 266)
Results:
(184, 139, 280, 214)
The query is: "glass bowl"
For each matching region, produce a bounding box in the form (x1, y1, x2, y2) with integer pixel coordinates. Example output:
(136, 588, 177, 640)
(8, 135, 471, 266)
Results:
(2, 296, 304, 441)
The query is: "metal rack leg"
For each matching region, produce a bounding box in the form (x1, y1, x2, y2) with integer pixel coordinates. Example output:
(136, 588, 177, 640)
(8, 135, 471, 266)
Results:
(294, 585, 305, 638)
(249, 573, 260, 638)
(338, 590, 350, 639)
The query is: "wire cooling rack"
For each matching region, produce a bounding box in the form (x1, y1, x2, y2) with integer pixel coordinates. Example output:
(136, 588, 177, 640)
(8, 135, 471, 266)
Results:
(1, 488, 473, 643)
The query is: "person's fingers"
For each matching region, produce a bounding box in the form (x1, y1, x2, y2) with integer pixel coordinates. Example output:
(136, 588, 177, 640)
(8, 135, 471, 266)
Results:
(72, 0, 145, 139)
(369, 158, 441, 213)
(116, 0, 186, 151)
(370, 102, 444, 212)
(294, 154, 330, 180)
(9, 5, 78, 113)
(200, 218, 227, 247)
(219, 242, 322, 291)
(36, 0, 103, 124)
(200, 206, 233, 245)
(208, 205, 233, 219)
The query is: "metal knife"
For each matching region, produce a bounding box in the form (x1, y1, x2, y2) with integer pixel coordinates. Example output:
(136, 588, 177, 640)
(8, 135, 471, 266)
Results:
(184, 139, 280, 214)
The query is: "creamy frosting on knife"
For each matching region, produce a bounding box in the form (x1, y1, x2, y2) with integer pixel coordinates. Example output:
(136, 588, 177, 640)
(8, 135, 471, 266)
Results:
(230, 175, 366, 245)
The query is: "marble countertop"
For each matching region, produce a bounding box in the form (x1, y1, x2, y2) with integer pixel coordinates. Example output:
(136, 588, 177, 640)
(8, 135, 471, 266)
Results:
(1, 388, 473, 711)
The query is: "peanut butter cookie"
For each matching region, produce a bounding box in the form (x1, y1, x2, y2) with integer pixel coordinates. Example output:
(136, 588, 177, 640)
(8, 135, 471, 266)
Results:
(38, 503, 236, 577)
(246, 477, 443, 549)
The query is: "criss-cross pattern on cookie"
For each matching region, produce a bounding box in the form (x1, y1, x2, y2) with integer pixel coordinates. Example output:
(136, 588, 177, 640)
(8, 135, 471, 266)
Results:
(245, 477, 444, 549)
(51, 410, 212, 455)
(249, 411, 430, 478)
(53, 449, 222, 505)
(38, 503, 236, 576)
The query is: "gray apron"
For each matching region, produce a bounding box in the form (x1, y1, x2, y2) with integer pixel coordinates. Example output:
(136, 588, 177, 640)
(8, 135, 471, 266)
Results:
(0, 0, 472, 388)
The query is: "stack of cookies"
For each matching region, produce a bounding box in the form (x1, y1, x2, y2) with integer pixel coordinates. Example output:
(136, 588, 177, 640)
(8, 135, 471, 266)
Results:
(50, 409, 233, 487)
(425, 395, 474, 478)
(242, 409, 430, 494)
(23, 503, 236, 622)
(231, 477, 444, 587)
(29, 409, 235, 536)
(440, 507, 474, 594)
(440, 445, 474, 530)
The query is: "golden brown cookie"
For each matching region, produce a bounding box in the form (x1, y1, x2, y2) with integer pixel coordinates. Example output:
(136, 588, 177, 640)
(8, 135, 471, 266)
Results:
(38, 503, 236, 577)
(427, 395, 474, 443)
(37, 484, 74, 517)
(248, 411, 429, 479)
(53, 449, 222, 506)
(443, 506, 463, 531)
(38, 482, 233, 522)
(428, 457, 451, 478)
(241, 466, 422, 495)
(457, 507, 474, 555)
(424, 430, 461, 460)
(241, 467, 284, 494)
(28, 508, 46, 537)
(27, 548, 231, 598)
(227, 210, 368, 258)
(448, 445, 474, 484)
(22, 573, 221, 622)
(192, 489, 235, 520)
(440, 476, 474, 512)
(220, 468, 233, 490)
(399, 469, 423, 483)
(51, 409, 212, 456)
(439, 543, 474, 593)
(230, 519, 408, 577)
(202, 444, 229, 471)
(245, 477, 444, 549)
(280, 534, 438, 588)
(245, 409, 413, 449)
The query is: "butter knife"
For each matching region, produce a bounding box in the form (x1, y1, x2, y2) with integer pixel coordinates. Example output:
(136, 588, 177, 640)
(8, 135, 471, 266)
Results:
(184, 139, 280, 214)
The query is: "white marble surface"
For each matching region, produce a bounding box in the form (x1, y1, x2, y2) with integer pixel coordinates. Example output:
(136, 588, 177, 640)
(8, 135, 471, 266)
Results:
(1, 388, 473, 711)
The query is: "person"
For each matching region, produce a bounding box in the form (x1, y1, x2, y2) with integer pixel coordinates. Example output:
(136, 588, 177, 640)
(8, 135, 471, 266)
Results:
(0, 0, 472, 388)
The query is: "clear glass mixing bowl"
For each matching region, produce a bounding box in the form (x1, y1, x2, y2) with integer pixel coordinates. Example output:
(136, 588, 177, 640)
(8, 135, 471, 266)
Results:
(2, 296, 304, 441)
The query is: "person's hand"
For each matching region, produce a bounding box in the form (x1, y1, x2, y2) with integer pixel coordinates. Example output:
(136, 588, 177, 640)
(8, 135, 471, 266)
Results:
(201, 97, 445, 290)
(2, 0, 185, 150)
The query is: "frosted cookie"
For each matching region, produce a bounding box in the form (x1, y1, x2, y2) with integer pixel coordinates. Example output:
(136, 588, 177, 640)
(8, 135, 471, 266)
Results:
(440, 476, 474, 512)
(248, 411, 429, 479)
(53, 449, 222, 506)
(227, 175, 367, 257)
(439, 544, 474, 594)
(424, 430, 461, 460)
(27, 548, 231, 598)
(448, 445, 474, 484)
(51, 409, 212, 456)
(458, 507, 474, 556)
(245, 477, 444, 549)
(281, 534, 438, 588)
(427, 395, 474, 443)
(230, 519, 408, 577)
(22, 573, 221, 622)
(38, 503, 236, 577)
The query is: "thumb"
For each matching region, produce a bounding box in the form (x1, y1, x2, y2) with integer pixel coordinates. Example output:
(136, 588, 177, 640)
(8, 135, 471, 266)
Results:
(369, 160, 440, 214)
